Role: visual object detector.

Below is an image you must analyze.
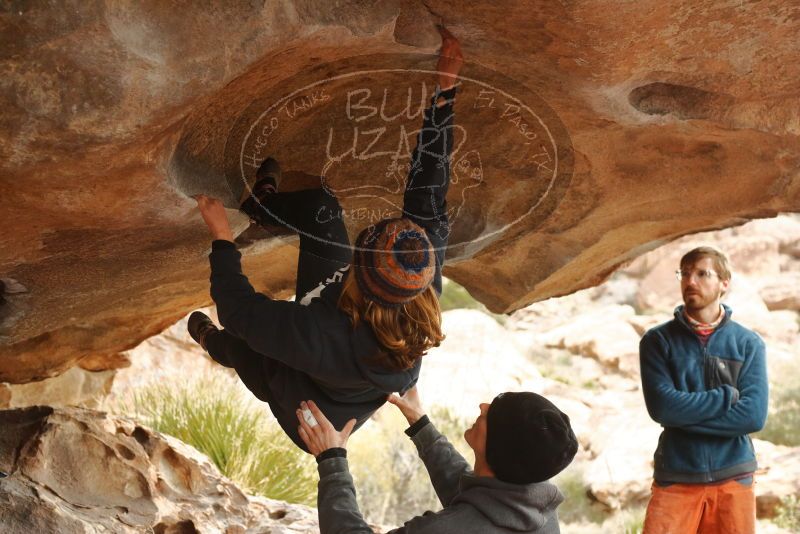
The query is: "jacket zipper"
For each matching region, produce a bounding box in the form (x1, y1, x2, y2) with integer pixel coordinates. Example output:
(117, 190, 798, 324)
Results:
(676, 307, 730, 482)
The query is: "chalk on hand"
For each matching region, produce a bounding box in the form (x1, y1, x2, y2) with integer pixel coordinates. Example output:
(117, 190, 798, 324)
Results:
(302, 408, 318, 427)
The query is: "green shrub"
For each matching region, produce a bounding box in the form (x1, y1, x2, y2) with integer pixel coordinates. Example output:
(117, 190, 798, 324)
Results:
(348, 406, 472, 527)
(530, 349, 581, 387)
(551, 470, 647, 532)
(775, 494, 800, 532)
(440, 278, 507, 325)
(617, 508, 645, 534)
(757, 382, 800, 447)
(553, 469, 608, 525)
(120, 374, 317, 505)
(440, 279, 484, 312)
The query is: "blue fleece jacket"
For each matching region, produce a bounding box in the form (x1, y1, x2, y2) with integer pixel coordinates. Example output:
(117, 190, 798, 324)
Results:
(639, 304, 768, 483)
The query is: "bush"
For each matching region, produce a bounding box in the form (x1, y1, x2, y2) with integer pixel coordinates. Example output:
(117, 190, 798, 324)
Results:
(616, 508, 646, 534)
(757, 378, 800, 447)
(347, 406, 473, 527)
(440, 278, 507, 324)
(775, 495, 800, 532)
(530, 349, 581, 387)
(553, 469, 608, 525)
(440, 279, 484, 312)
(120, 374, 318, 506)
(552, 469, 647, 533)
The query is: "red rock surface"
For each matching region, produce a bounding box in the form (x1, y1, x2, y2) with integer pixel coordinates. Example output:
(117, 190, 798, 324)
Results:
(2, 2, 799, 383)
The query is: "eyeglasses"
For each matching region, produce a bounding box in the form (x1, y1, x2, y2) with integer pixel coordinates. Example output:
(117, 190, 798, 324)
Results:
(675, 269, 719, 282)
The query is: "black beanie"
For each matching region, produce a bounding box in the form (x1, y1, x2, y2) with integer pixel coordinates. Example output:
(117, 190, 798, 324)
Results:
(485, 392, 578, 484)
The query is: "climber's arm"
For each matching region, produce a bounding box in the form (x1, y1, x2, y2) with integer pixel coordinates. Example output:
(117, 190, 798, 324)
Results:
(195, 195, 234, 243)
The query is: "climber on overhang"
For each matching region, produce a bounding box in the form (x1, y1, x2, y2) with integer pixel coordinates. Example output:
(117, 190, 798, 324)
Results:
(189, 25, 463, 451)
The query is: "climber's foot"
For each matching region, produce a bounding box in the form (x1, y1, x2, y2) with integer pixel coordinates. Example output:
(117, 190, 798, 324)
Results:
(188, 311, 218, 351)
(239, 157, 282, 222)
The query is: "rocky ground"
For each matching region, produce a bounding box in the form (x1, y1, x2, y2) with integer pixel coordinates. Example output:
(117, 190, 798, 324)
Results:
(2, 214, 799, 533)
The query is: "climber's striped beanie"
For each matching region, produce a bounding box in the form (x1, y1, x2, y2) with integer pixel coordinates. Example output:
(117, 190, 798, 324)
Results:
(353, 218, 435, 307)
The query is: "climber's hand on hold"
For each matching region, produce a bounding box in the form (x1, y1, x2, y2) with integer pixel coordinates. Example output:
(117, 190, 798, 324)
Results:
(436, 25, 463, 92)
(195, 194, 234, 242)
(296, 400, 356, 457)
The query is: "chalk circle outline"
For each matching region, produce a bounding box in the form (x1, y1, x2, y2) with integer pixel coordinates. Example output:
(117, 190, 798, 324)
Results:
(226, 56, 571, 256)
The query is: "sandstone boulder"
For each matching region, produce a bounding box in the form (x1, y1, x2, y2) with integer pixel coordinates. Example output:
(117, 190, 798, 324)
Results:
(0, 366, 116, 410)
(626, 313, 671, 337)
(538, 305, 641, 376)
(417, 309, 545, 416)
(722, 236, 782, 279)
(758, 272, 800, 312)
(724, 215, 800, 253)
(0, 406, 321, 533)
(754, 439, 800, 519)
(747, 310, 800, 346)
(722, 276, 772, 331)
(634, 249, 685, 312)
(3, 2, 800, 385)
(581, 390, 659, 510)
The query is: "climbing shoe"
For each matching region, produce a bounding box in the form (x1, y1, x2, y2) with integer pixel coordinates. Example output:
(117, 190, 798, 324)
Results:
(188, 311, 218, 351)
(239, 157, 282, 222)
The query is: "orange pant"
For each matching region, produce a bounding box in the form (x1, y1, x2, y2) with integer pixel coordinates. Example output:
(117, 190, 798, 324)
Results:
(642, 479, 755, 534)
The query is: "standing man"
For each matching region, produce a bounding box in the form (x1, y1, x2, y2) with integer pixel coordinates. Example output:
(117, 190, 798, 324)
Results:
(295, 386, 578, 533)
(640, 246, 768, 533)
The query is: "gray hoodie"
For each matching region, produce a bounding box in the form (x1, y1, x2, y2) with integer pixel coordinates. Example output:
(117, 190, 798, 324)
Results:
(317, 421, 564, 533)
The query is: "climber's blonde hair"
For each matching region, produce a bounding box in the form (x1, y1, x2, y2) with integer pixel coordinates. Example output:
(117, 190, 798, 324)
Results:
(338, 270, 444, 370)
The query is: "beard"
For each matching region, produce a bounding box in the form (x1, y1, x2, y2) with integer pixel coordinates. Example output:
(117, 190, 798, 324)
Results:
(683, 289, 719, 311)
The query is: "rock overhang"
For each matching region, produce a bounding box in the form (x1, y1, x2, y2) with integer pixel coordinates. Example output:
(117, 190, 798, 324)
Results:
(1, 1, 799, 384)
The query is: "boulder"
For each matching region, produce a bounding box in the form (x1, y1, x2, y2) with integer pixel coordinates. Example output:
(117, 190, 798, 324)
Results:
(0, 406, 321, 533)
(754, 439, 800, 519)
(725, 215, 800, 253)
(722, 236, 782, 279)
(634, 248, 685, 312)
(0, 366, 116, 410)
(417, 309, 545, 416)
(507, 288, 596, 334)
(758, 272, 800, 312)
(747, 310, 800, 346)
(722, 276, 772, 332)
(538, 305, 641, 376)
(581, 390, 659, 510)
(3, 1, 800, 385)
(627, 313, 671, 337)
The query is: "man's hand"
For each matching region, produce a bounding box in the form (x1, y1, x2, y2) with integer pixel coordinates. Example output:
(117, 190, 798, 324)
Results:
(195, 194, 234, 242)
(296, 400, 357, 457)
(436, 25, 463, 91)
(388, 386, 426, 425)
